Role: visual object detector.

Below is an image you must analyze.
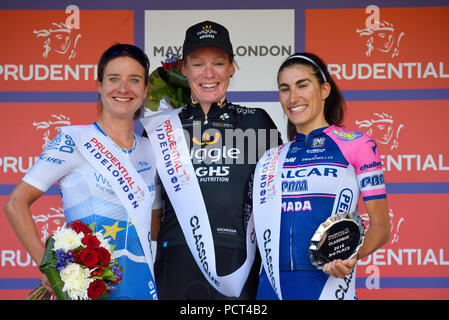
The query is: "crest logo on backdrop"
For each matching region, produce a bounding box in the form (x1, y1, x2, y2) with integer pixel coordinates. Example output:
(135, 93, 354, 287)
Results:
(355, 112, 403, 150)
(0, 9, 133, 91)
(306, 7, 449, 90)
(356, 20, 405, 58)
(34, 22, 82, 60)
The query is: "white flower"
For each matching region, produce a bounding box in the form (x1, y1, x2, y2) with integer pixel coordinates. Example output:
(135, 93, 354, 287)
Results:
(52, 227, 84, 252)
(60, 263, 93, 300)
(94, 231, 112, 253)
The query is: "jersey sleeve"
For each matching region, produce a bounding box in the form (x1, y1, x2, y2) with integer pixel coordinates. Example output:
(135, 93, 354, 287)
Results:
(22, 131, 80, 192)
(327, 127, 387, 202)
(352, 134, 387, 201)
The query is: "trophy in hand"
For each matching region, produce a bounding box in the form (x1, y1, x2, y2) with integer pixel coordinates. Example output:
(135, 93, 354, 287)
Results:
(309, 212, 365, 269)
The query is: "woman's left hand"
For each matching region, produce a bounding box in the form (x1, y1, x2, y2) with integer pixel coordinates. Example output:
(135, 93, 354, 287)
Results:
(322, 255, 358, 279)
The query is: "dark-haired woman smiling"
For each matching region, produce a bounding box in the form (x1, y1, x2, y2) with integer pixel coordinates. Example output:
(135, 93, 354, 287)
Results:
(4, 44, 160, 299)
(253, 52, 390, 300)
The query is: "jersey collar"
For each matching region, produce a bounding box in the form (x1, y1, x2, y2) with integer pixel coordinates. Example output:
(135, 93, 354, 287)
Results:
(93, 122, 137, 154)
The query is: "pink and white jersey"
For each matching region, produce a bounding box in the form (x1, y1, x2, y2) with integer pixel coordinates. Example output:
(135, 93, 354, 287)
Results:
(278, 124, 386, 272)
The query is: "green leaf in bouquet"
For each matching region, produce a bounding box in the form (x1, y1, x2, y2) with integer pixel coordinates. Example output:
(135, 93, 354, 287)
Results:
(144, 98, 162, 111)
(154, 89, 166, 100)
(145, 58, 191, 111)
(176, 88, 183, 103)
(152, 77, 167, 90)
(100, 268, 115, 281)
(167, 70, 190, 88)
(159, 87, 174, 98)
(39, 236, 69, 300)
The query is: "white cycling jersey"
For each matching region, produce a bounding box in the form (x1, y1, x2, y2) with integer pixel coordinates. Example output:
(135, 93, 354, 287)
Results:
(23, 123, 161, 299)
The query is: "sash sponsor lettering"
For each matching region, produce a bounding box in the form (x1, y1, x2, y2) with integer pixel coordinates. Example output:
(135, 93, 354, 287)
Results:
(253, 142, 292, 300)
(141, 109, 256, 297)
(62, 125, 158, 300)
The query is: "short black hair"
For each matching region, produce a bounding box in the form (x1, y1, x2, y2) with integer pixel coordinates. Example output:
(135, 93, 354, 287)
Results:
(97, 44, 150, 120)
(97, 43, 150, 84)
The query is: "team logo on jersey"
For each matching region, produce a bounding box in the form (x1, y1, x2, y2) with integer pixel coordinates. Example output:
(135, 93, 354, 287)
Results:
(39, 152, 65, 165)
(360, 161, 382, 172)
(311, 137, 326, 148)
(365, 139, 378, 156)
(331, 129, 363, 141)
(355, 112, 403, 150)
(192, 131, 221, 146)
(335, 188, 353, 215)
(360, 172, 384, 188)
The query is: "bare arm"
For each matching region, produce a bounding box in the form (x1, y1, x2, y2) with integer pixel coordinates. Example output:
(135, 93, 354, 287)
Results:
(4, 181, 55, 293)
(356, 198, 390, 259)
(323, 198, 390, 278)
(4, 181, 46, 264)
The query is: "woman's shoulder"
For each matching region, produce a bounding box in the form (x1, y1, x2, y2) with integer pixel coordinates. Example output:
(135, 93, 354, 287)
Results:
(226, 102, 277, 129)
(325, 125, 381, 166)
(325, 125, 372, 145)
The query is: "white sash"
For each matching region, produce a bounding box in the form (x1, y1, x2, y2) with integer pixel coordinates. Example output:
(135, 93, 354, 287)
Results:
(253, 142, 292, 300)
(140, 109, 256, 297)
(62, 124, 158, 300)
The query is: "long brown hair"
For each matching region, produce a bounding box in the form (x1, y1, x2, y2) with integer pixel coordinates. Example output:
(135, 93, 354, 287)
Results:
(278, 52, 346, 141)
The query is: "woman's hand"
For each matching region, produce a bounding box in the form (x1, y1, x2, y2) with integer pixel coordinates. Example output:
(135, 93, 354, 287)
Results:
(323, 198, 390, 279)
(41, 274, 54, 295)
(322, 255, 358, 279)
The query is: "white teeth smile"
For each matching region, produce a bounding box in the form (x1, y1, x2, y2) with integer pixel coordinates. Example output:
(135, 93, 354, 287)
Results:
(201, 83, 218, 88)
(291, 105, 306, 112)
(114, 97, 132, 102)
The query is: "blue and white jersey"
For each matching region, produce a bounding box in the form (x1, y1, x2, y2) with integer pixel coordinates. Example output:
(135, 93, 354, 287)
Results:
(257, 125, 386, 300)
(23, 123, 161, 300)
(278, 125, 385, 272)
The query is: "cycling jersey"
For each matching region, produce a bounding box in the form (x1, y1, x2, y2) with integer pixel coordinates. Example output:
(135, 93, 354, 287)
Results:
(154, 99, 282, 299)
(257, 125, 386, 300)
(157, 100, 281, 249)
(23, 123, 161, 300)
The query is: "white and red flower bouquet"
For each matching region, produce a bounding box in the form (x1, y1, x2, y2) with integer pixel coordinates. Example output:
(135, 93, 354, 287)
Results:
(28, 220, 123, 300)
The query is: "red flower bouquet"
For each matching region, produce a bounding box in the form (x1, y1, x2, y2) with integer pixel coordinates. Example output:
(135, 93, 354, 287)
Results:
(28, 220, 123, 300)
